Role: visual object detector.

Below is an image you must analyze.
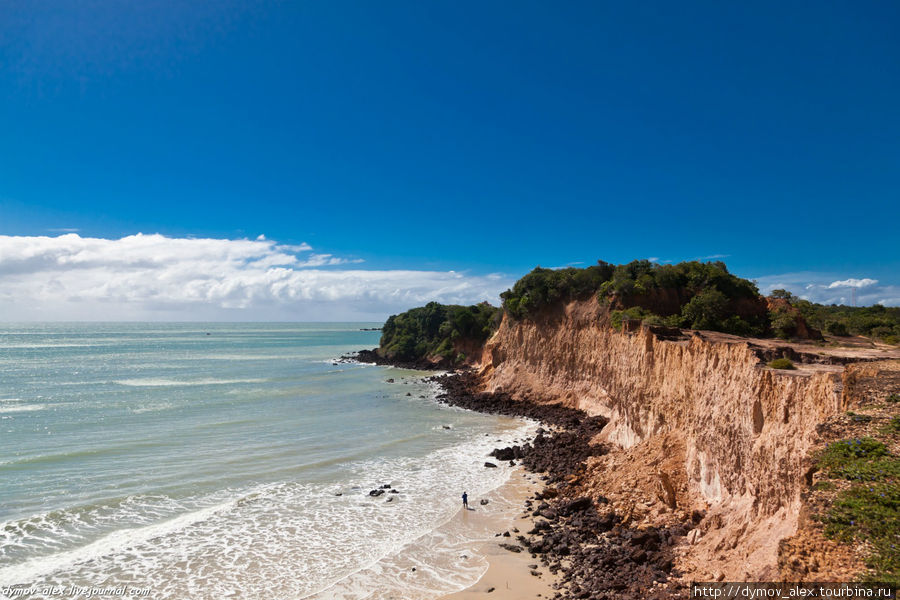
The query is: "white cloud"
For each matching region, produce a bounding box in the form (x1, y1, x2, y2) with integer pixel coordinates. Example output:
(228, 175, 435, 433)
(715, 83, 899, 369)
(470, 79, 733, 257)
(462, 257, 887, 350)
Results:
(827, 278, 878, 289)
(754, 272, 899, 307)
(0, 234, 513, 321)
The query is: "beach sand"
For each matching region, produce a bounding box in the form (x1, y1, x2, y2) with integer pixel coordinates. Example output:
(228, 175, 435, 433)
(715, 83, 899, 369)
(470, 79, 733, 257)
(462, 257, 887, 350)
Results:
(441, 471, 558, 600)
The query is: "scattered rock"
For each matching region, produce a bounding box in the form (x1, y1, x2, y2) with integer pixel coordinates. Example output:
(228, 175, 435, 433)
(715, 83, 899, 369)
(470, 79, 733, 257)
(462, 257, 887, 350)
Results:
(484, 462, 497, 468)
(655, 471, 677, 509)
(358, 371, 686, 599)
(480, 499, 489, 505)
(369, 489, 385, 497)
(562, 497, 592, 514)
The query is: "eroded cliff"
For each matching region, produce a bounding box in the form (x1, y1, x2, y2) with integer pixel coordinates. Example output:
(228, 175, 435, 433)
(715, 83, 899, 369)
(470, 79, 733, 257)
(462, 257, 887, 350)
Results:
(475, 297, 890, 580)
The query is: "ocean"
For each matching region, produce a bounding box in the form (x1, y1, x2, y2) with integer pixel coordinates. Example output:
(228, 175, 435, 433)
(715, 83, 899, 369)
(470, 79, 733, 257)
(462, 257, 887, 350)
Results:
(0, 323, 533, 599)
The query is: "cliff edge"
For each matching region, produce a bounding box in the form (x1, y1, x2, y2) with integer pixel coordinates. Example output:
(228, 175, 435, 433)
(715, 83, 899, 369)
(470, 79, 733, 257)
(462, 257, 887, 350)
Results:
(476, 297, 900, 581)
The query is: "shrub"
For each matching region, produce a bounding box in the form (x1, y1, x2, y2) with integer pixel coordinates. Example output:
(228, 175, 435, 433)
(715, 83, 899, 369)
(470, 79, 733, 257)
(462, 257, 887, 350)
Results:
(823, 483, 900, 584)
(826, 321, 850, 336)
(501, 262, 615, 319)
(768, 358, 796, 370)
(817, 438, 898, 481)
(770, 289, 795, 301)
(609, 306, 653, 330)
(792, 301, 900, 341)
(883, 416, 900, 435)
(769, 307, 798, 339)
(379, 302, 501, 364)
(681, 288, 728, 330)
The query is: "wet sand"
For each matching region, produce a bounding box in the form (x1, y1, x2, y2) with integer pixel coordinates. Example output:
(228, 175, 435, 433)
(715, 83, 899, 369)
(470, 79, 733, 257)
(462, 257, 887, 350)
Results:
(441, 471, 558, 600)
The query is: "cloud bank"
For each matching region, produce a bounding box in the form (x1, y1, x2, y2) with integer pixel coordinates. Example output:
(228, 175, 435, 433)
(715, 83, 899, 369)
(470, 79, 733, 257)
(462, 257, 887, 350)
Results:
(754, 272, 899, 307)
(0, 234, 513, 321)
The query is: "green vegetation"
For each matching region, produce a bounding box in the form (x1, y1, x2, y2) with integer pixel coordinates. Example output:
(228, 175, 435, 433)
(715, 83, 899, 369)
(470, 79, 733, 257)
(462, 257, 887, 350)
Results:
(767, 358, 796, 370)
(609, 306, 656, 330)
(883, 416, 900, 435)
(379, 301, 500, 364)
(816, 437, 900, 583)
(772, 290, 900, 344)
(769, 302, 801, 339)
(889, 393, 900, 404)
(824, 483, 900, 584)
(498, 259, 896, 344)
(501, 259, 766, 335)
(500, 262, 615, 320)
(817, 438, 898, 482)
(385, 261, 897, 364)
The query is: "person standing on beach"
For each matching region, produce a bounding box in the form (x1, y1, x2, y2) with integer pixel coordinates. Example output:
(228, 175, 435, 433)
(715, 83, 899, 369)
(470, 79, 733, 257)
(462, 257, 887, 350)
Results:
(462, 492, 468, 509)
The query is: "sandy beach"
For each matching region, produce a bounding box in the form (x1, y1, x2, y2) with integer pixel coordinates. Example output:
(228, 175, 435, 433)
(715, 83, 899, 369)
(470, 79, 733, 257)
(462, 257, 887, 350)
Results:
(441, 471, 558, 600)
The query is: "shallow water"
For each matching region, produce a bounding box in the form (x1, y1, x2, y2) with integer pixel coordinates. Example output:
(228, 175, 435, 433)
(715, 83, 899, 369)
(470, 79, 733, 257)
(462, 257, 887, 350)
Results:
(0, 323, 531, 599)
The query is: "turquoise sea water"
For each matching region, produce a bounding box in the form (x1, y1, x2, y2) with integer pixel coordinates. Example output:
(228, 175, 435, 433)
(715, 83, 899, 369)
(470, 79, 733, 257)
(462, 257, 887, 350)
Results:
(0, 323, 531, 599)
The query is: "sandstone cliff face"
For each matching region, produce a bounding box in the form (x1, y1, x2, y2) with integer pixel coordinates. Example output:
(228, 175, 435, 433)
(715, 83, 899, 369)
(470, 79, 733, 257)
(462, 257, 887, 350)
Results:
(478, 298, 847, 578)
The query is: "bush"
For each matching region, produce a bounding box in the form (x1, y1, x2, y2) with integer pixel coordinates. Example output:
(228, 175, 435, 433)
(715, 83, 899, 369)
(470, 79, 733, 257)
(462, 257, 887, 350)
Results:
(769, 307, 799, 339)
(826, 321, 850, 336)
(768, 358, 796, 370)
(502, 259, 767, 339)
(824, 483, 900, 584)
(501, 262, 615, 319)
(883, 416, 900, 435)
(792, 301, 900, 340)
(379, 302, 501, 364)
(817, 438, 898, 481)
(770, 289, 795, 301)
(681, 288, 728, 330)
(609, 306, 653, 330)
(500, 258, 896, 343)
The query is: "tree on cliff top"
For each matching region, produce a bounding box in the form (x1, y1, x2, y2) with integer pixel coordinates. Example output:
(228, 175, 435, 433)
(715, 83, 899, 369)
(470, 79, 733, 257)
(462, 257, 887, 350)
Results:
(379, 301, 500, 363)
(500, 259, 763, 335)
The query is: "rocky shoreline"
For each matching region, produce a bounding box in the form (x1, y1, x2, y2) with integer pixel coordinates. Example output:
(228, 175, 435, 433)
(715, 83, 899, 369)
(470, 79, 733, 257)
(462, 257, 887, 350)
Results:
(429, 371, 687, 600)
(343, 348, 457, 371)
(343, 349, 690, 598)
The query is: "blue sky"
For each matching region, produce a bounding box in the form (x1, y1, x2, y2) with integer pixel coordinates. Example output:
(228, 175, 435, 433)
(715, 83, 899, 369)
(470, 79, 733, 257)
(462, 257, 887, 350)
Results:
(1, 2, 898, 319)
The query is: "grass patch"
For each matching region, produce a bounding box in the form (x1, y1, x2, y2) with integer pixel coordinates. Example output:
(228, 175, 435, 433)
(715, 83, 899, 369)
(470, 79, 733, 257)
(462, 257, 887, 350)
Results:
(823, 483, 900, 585)
(818, 438, 900, 584)
(813, 480, 836, 491)
(846, 411, 873, 424)
(887, 393, 899, 404)
(882, 416, 900, 435)
(817, 438, 900, 482)
(768, 358, 796, 370)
